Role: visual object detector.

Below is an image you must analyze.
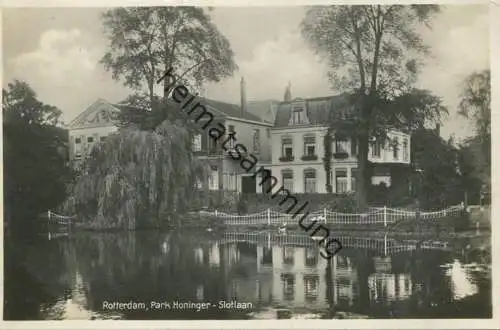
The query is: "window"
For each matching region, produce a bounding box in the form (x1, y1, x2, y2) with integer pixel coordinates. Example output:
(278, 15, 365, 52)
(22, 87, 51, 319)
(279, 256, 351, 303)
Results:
(372, 139, 381, 157)
(392, 138, 399, 160)
(283, 247, 295, 265)
(303, 136, 316, 156)
(192, 134, 202, 152)
(304, 169, 317, 193)
(304, 275, 320, 300)
(351, 168, 357, 192)
(87, 137, 94, 143)
(281, 274, 295, 301)
(305, 247, 318, 267)
(335, 138, 349, 154)
(228, 125, 235, 133)
(282, 170, 294, 192)
(100, 136, 107, 142)
(292, 108, 304, 124)
(335, 168, 348, 193)
(252, 129, 260, 153)
(209, 166, 219, 190)
(403, 138, 408, 161)
(266, 128, 271, 139)
(208, 132, 218, 154)
(75, 138, 81, 144)
(351, 137, 357, 156)
(282, 137, 293, 158)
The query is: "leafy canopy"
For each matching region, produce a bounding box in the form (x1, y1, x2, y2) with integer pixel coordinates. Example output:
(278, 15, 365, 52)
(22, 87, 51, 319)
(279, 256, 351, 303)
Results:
(101, 7, 237, 106)
(3, 80, 72, 230)
(458, 69, 490, 141)
(3, 80, 62, 126)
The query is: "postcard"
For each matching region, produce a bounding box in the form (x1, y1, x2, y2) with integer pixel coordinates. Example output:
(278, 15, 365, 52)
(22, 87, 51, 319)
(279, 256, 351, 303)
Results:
(1, 1, 496, 329)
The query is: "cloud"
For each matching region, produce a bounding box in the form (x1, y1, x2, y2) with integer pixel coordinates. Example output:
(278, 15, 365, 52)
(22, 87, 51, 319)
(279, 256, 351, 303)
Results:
(7, 28, 129, 124)
(11, 29, 95, 88)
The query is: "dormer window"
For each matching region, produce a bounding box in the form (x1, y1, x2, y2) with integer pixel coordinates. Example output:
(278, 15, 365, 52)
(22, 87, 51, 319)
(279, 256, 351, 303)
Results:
(292, 107, 304, 124)
(290, 100, 307, 125)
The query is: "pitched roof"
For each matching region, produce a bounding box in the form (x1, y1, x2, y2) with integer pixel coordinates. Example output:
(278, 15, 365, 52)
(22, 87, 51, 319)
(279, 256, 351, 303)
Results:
(70, 97, 268, 130)
(246, 100, 280, 123)
(67, 99, 119, 129)
(273, 93, 354, 127)
(201, 98, 264, 122)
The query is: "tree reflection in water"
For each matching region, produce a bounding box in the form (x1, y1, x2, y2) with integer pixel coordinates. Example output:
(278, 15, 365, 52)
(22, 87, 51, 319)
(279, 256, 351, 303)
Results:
(3, 230, 492, 320)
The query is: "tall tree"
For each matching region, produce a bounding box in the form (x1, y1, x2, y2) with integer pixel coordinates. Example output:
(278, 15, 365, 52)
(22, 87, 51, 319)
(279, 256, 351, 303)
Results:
(411, 128, 463, 209)
(3, 80, 62, 126)
(302, 5, 443, 210)
(458, 69, 491, 191)
(100, 7, 237, 122)
(458, 70, 491, 143)
(3, 80, 72, 233)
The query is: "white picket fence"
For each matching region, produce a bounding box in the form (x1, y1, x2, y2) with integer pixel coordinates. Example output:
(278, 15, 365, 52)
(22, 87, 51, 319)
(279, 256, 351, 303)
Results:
(202, 203, 466, 228)
(46, 210, 75, 226)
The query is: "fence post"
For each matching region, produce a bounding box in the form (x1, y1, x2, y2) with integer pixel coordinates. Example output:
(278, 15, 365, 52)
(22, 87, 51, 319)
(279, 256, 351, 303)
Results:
(383, 206, 387, 227)
(267, 208, 271, 226)
(323, 208, 327, 224)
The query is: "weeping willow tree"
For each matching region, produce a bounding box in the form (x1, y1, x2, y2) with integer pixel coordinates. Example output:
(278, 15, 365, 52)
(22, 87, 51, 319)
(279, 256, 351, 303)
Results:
(63, 120, 209, 230)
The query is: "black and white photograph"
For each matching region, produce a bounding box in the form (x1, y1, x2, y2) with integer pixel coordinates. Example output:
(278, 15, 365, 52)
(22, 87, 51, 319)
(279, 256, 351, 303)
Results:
(2, 0, 495, 327)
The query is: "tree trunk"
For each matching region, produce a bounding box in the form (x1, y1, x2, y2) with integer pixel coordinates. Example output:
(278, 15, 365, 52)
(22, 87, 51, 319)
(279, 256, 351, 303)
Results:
(323, 130, 333, 193)
(356, 92, 377, 211)
(356, 132, 369, 211)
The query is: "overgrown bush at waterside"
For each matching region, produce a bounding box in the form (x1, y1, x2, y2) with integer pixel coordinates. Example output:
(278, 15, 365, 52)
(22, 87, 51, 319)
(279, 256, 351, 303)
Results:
(62, 121, 209, 230)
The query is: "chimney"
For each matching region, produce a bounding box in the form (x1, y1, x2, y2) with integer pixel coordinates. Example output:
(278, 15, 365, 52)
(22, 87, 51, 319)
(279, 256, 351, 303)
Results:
(435, 123, 441, 136)
(240, 77, 247, 114)
(284, 81, 292, 102)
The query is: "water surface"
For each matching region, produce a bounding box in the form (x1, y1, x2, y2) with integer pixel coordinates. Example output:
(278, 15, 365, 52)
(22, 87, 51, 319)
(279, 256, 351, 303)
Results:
(4, 228, 492, 320)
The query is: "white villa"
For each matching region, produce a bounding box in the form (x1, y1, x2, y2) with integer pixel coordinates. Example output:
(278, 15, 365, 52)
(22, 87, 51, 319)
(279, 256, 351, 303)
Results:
(260, 86, 411, 194)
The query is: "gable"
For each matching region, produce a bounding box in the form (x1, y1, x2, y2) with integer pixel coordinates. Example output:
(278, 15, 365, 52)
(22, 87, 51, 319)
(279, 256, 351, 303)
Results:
(68, 99, 118, 129)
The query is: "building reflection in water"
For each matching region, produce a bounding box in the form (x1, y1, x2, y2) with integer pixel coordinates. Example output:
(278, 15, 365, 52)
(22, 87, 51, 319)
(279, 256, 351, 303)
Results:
(368, 257, 413, 304)
(17, 231, 489, 320)
(190, 237, 445, 312)
(191, 239, 364, 311)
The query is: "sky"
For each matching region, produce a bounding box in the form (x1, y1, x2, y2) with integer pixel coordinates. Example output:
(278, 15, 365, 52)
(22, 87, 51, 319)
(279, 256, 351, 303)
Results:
(2, 4, 490, 141)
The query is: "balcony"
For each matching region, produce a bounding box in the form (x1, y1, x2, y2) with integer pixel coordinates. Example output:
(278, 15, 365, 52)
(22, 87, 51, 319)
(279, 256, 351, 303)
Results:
(223, 146, 251, 159)
(301, 154, 318, 161)
(333, 152, 349, 159)
(193, 148, 223, 157)
(279, 155, 294, 162)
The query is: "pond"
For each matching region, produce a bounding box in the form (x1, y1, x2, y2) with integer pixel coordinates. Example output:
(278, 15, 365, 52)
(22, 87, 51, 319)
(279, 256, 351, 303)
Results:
(3, 228, 492, 320)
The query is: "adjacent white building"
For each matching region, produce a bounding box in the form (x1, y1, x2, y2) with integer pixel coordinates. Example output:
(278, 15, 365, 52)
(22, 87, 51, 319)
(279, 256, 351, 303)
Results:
(66, 99, 120, 168)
